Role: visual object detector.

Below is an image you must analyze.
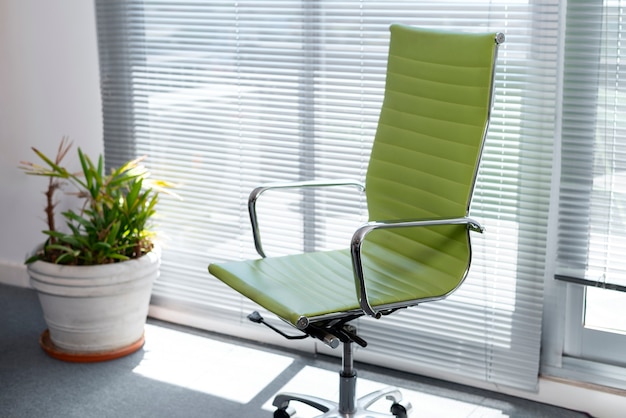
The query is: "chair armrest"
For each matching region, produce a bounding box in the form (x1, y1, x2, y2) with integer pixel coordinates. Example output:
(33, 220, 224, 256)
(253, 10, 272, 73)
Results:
(249, 179, 366, 257)
(350, 217, 484, 317)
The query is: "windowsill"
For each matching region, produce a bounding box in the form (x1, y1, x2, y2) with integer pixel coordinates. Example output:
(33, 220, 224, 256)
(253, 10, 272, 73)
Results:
(542, 356, 626, 393)
(506, 371, 626, 418)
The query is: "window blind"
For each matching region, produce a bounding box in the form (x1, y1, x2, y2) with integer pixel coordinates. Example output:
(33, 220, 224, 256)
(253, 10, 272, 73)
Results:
(95, 0, 560, 392)
(557, 0, 626, 291)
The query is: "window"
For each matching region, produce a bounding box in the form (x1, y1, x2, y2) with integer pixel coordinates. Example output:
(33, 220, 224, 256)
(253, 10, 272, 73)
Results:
(95, 0, 559, 392)
(557, 0, 626, 308)
(552, 0, 626, 385)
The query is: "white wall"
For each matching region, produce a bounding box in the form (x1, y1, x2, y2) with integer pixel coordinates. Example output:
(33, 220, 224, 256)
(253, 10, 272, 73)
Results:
(0, 0, 102, 286)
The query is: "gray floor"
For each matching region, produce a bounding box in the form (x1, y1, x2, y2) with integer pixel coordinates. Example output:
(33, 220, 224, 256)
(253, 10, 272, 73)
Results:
(0, 283, 591, 418)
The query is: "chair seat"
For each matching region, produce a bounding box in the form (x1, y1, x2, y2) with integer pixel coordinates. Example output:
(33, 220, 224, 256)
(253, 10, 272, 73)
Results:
(209, 238, 470, 327)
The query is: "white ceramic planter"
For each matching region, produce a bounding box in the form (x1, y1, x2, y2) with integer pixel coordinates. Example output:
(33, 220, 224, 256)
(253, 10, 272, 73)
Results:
(27, 247, 160, 359)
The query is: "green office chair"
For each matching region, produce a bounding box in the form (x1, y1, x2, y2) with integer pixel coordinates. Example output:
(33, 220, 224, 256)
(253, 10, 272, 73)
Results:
(209, 24, 504, 418)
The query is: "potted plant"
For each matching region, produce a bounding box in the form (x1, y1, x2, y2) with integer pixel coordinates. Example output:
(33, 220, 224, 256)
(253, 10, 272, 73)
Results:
(20, 137, 172, 362)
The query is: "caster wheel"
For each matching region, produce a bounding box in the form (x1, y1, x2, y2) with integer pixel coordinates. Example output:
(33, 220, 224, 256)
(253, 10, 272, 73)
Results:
(390, 401, 411, 418)
(273, 406, 295, 418)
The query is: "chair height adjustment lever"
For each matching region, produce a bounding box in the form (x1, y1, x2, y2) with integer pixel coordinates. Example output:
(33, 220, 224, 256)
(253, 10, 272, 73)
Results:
(247, 311, 308, 340)
(339, 326, 368, 348)
(306, 326, 341, 349)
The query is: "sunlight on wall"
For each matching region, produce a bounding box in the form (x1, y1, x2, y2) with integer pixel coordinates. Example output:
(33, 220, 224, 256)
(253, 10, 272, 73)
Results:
(133, 324, 294, 403)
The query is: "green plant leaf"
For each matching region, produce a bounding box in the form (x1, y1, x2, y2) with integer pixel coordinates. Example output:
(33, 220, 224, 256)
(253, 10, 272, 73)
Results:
(108, 253, 130, 261)
(55, 253, 77, 264)
(44, 243, 80, 256)
(24, 254, 42, 264)
(30, 148, 71, 178)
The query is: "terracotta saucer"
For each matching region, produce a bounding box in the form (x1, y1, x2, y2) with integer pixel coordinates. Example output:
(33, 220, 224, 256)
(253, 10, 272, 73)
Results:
(39, 329, 145, 363)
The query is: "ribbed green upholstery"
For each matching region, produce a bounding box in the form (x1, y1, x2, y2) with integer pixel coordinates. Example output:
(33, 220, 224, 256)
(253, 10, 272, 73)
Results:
(209, 24, 499, 328)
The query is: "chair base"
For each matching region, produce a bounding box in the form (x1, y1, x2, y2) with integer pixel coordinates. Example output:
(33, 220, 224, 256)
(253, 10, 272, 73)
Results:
(272, 339, 412, 417)
(272, 385, 412, 417)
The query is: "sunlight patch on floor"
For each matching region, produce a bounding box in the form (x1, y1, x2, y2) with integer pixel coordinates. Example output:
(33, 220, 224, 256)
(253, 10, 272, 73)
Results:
(263, 366, 509, 418)
(132, 324, 508, 416)
(132, 324, 294, 403)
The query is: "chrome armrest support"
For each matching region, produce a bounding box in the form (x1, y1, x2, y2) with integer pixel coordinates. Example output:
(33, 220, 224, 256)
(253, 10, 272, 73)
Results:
(249, 179, 366, 258)
(350, 217, 484, 317)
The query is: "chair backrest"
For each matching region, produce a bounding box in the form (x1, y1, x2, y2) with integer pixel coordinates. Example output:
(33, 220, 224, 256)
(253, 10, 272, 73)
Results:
(363, 25, 501, 295)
